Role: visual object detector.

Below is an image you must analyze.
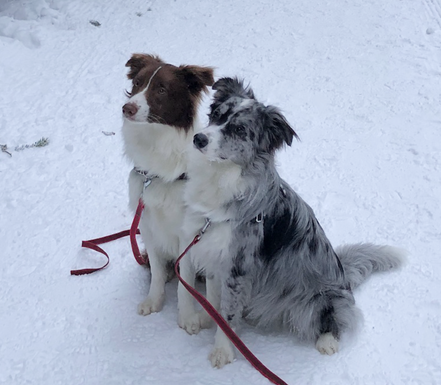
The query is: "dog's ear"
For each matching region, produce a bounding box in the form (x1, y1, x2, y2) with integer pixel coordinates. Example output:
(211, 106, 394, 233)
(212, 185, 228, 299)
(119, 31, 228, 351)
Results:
(212, 77, 255, 102)
(261, 106, 299, 153)
(178, 65, 215, 95)
(125, 54, 162, 80)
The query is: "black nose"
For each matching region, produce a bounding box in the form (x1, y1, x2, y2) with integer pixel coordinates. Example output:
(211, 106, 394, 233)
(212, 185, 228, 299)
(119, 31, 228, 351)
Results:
(193, 133, 209, 149)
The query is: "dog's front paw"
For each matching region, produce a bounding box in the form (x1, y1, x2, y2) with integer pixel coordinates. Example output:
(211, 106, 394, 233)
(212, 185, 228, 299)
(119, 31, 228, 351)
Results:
(316, 332, 339, 355)
(178, 312, 203, 335)
(209, 345, 235, 368)
(137, 296, 164, 316)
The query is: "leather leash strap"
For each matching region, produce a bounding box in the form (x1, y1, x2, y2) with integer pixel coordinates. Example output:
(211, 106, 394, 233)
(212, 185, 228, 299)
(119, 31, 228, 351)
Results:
(174, 234, 288, 385)
(73, 201, 288, 385)
(130, 199, 147, 266)
(71, 198, 147, 275)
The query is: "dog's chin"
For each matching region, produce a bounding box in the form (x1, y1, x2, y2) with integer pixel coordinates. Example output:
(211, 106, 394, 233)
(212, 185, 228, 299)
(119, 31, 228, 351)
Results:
(206, 154, 232, 164)
(194, 145, 206, 154)
(123, 115, 149, 125)
(194, 146, 229, 163)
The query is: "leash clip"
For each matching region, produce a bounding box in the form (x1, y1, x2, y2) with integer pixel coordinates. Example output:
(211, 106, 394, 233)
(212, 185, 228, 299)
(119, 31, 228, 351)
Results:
(143, 177, 153, 190)
(196, 218, 211, 241)
(134, 167, 158, 192)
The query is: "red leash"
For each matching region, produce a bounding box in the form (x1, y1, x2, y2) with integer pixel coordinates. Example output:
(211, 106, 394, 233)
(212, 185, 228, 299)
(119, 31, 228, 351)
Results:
(71, 198, 147, 275)
(130, 199, 147, 266)
(174, 229, 288, 385)
(73, 199, 287, 385)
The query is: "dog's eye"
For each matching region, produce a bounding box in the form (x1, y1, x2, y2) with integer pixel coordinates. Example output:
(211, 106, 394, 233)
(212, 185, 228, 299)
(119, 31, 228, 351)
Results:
(134, 79, 140, 87)
(235, 125, 245, 133)
(158, 87, 166, 94)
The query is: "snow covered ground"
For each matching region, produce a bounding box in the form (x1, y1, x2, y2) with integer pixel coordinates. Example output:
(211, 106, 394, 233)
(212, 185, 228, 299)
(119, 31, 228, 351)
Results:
(1, 0, 440, 384)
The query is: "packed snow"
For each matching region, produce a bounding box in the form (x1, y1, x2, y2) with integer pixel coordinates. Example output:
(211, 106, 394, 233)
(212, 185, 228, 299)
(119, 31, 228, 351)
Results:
(1, 0, 440, 384)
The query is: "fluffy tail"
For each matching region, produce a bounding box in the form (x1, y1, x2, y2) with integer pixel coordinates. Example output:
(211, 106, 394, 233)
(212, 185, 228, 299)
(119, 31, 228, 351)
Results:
(335, 243, 407, 290)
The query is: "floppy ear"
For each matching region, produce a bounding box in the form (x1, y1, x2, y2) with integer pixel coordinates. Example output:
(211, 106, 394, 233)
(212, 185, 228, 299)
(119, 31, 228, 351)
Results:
(178, 65, 215, 95)
(212, 77, 255, 102)
(125, 53, 162, 80)
(261, 106, 299, 153)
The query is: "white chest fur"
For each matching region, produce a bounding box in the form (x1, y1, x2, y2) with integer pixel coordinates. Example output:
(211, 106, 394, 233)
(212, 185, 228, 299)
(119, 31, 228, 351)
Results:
(184, 149, 247, 222)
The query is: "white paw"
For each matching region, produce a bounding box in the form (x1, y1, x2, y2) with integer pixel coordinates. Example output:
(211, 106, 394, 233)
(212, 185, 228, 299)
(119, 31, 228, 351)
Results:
(178, 312, 203, 335)
(137, 296, 164, 316)
(316, 332, 339, 355)
(209, 346, 235, 368)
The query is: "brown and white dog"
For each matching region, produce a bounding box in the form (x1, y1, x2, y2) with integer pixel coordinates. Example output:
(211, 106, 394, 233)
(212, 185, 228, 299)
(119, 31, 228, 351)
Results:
(121, 54, 214, 327)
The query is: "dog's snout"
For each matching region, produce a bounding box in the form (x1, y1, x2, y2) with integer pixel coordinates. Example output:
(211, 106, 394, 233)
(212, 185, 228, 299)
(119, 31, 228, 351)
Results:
(122, 102, 138, 118)
(193, 133, 209, 149)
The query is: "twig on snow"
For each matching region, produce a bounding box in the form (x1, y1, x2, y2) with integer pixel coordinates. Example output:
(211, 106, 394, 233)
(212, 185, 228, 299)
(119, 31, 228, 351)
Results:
(15, 137, 50, 152)
(1, 144, 12, 157)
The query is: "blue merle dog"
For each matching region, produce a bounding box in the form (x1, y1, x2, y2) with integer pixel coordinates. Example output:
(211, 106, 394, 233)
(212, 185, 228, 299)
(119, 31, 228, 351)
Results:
(177, 77, 405, 368)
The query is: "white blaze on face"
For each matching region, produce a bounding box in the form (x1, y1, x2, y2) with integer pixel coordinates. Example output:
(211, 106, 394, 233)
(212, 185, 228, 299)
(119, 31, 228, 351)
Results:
(197, 124, 223, 160)
(126, 66, 162, 122)
(197, 98, 255, 161)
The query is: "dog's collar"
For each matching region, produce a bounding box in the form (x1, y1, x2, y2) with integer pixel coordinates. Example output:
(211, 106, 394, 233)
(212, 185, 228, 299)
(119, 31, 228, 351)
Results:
(134, 167, 158, 190)
(134, 167, 159, 180)
(204, 213, 264, 229)
(134, 167, 187, 183)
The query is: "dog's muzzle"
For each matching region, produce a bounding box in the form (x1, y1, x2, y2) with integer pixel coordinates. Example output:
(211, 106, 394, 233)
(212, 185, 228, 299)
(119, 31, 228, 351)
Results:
(122, 102, 138, 119)
(193, 133, 209, 149)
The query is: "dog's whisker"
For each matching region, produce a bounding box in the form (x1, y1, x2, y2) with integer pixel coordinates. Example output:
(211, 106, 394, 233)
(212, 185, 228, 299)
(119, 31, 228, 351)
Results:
(148, 113, 167, 125)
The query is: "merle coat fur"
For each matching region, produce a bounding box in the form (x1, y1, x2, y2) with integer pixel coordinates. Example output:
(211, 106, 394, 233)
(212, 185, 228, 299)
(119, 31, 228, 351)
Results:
(178, 77, 405, 367)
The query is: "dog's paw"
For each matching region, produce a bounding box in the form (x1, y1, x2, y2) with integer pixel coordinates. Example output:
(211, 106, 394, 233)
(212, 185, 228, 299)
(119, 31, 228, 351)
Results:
(316, 332, 339, 355)
(209, 346, 235, 368)
(137, 296, 164, 316)
(178, 312, 203, 335)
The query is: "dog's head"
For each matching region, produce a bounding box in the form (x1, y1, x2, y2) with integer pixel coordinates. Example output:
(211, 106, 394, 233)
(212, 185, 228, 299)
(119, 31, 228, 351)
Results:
(193, 77, 298, 165)
(122, 54, 214, 131)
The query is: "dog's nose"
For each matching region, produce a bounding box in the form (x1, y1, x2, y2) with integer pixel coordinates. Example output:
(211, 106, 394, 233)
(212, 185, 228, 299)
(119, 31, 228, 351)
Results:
(122, 103, 138, 118)
(193, 133, 209, 149)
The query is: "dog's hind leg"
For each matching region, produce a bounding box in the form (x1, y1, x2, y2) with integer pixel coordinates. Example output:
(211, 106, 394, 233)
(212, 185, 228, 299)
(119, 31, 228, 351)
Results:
(315, 291, 359, 354)
(315, 303, 340, 355)
(314, 292, 357, 355)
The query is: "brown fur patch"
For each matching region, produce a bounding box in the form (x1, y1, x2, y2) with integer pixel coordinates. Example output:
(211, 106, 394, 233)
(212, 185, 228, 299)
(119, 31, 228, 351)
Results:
(125, 53, 214, 131)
